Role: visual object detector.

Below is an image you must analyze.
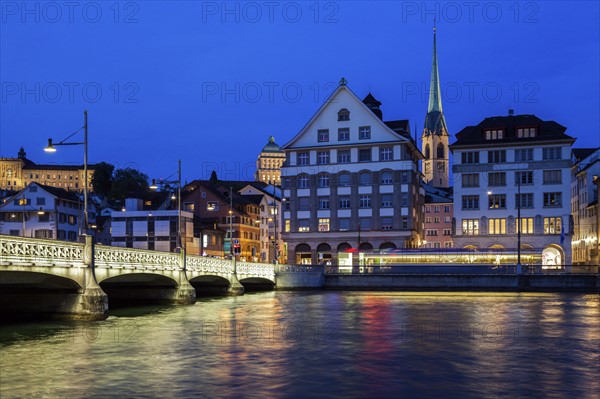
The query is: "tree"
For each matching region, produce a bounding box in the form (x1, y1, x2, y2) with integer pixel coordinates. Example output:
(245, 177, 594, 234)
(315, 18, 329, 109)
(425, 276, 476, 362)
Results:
(91, 162, 114, 197)
(109, 168, 150, 200)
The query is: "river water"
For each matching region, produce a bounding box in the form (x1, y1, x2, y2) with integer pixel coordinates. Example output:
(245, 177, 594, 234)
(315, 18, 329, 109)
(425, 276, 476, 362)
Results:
(1, 291, 599, 399)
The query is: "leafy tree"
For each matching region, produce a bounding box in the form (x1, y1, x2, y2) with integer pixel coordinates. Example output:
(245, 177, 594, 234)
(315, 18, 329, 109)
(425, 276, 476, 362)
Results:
(109, 168, 150, 200)
(91, 162, 114, 197)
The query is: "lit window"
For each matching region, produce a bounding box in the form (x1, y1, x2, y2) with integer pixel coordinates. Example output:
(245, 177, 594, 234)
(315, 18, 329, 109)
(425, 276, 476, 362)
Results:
(318, 218, 330, 232)
(516, 218, 534, 234)
(488, 218, 506, 234)
(543, 217, 561, 234)
(462, 219, 479, 235)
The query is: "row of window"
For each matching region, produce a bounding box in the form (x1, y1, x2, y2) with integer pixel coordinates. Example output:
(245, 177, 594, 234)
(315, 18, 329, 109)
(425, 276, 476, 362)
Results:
(461, 147, 562, 164)
(289, 216, 410, 232)
(461, 170, 563, 188)
(296, 146, 393, 165)
(288, 171, 410, 189)
(425, 216, 452, 223)
(425, 205, 451, 213)
(461, 192, 562, 210)
(483, 127, 538, 141)
(295, 194, 409, 211)
(317, 125, 371, 142)
(426, 229, 452, 236)
(462, 217, 562, 235)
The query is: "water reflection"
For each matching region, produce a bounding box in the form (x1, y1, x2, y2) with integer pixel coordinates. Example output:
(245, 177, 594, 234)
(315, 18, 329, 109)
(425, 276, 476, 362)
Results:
(1, 292, 598, 398)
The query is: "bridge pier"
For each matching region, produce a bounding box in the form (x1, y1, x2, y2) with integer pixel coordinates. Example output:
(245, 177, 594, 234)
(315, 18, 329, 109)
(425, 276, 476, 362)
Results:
(227, 274, 245, 296)
(172, 270, 197, 304)
(71, 236, 109, 320)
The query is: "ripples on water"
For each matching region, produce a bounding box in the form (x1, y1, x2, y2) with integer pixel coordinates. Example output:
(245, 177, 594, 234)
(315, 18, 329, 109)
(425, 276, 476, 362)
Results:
(1, 292, 599, 399)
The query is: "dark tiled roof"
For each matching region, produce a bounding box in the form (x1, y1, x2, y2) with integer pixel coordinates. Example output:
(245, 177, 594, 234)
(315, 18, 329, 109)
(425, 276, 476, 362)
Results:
(423, 183, 453, 203)
(451, 114, 575, 147)
(572, 148, 598, 162)
(362, 93, 381, 106)
(22, 163, 98, 171)
(142, 192, 170, 210)
(384, 119, 412, 140)
(37, 183, 81, 202)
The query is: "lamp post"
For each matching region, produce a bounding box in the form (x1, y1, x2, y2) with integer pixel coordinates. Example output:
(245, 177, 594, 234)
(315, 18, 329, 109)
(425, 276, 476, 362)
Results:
(150, 159, 182, 252)
(271, 200, 279, 264)
(516, 172, 522, 274)
(44, 110, 89, 235)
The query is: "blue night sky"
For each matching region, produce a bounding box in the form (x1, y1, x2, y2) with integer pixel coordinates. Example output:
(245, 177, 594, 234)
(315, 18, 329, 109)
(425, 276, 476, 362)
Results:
(1, 1, 599, 183)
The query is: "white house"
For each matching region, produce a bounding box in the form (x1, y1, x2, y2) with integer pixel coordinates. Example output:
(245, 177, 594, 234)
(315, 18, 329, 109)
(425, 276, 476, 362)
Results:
(0, 182, 90, 241)
(450, 113, 575, 266)
(281, 79, 424, 265)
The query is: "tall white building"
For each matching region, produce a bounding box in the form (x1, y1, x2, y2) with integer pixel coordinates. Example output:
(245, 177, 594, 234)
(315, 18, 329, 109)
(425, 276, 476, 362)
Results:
(281, 79, 424, 265)
(571, 147, 600, 265)
(450, 113, 575, 266)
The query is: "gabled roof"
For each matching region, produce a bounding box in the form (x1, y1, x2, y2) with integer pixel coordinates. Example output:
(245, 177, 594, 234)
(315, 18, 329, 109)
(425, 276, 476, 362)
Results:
(451, 114, 575, 147)
(1, 182, 81, 207)
(281, 82, 413, 150)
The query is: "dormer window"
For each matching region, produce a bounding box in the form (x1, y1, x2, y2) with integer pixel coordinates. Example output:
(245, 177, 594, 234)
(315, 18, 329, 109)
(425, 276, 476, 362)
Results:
(338, 108, 350, 121)
(485, 129, 504, 140)
(517, 127, 536, 138)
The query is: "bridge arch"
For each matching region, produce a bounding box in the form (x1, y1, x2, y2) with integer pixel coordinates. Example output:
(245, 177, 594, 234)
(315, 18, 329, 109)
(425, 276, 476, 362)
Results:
(0, 270, 82, 320)
(98, 272, 181, 306)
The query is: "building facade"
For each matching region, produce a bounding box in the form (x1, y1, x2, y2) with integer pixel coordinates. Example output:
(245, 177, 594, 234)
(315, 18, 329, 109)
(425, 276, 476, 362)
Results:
(0, 182, 87, 241)
(423, 185, 454, 248)
(110, 197, 194, 252)
(450, 113, 575, 266)
(281, 79, 424, 265)
(0, 147, 95, 192)
(182, 180, 262, 261)
(255, 136, 285, 185)
(571, 148, 600, 265)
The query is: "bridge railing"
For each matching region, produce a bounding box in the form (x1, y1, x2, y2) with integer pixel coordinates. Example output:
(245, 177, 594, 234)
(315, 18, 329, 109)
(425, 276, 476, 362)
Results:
(186, 254, 234, 274)
(0, 235, 84, 265)
(94, 245, 180, 270)
(236, 261, 276, 278)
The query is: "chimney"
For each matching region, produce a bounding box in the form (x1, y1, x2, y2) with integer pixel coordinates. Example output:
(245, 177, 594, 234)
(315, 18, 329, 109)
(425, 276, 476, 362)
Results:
(508, 109, 514, 116)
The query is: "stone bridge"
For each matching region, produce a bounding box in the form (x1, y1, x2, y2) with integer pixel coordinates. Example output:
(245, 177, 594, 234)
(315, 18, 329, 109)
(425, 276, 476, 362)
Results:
(0, 235, 316, 320)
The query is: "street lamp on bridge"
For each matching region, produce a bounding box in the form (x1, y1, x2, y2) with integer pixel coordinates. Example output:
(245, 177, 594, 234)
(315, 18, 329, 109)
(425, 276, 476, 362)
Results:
(44, 110, 90, 236)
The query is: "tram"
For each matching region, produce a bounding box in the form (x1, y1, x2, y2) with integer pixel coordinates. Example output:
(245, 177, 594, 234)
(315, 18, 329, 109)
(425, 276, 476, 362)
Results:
(337, 247, 543, 269)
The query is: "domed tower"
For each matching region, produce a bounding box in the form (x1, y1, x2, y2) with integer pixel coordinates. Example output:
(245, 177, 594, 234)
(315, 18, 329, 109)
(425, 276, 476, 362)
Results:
(255, 136, 285, 185)
(422, 24, 450, 188)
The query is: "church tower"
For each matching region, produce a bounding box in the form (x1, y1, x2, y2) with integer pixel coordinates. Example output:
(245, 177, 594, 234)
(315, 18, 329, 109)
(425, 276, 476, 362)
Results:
(422, 24, 450, 188)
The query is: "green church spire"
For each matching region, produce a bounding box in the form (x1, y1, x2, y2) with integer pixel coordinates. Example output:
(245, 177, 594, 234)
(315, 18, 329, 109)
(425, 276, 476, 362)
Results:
(423, 21, 448, 136)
